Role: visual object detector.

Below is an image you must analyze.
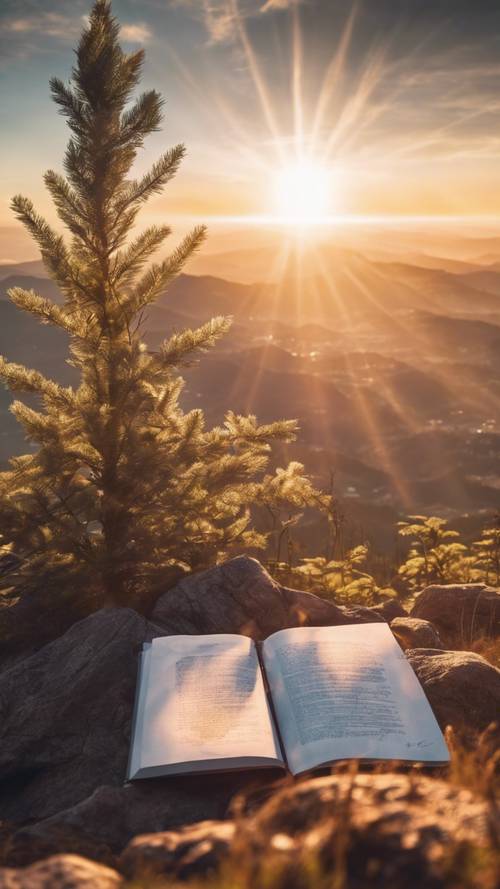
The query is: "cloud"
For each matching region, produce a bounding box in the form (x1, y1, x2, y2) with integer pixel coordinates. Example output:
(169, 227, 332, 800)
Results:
(121, 23, 152, 44)
(260, 0, 299, 11)
(1, 12, 81, 40)
(176, 0, 303, 44)
(0, 11, 151, 46)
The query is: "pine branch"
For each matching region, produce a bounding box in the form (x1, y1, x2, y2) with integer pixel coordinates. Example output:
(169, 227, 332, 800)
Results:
(50, 77, 88, 138)
(130, 225, 207, 313)
(112, 225, 171, 286)
(0, 357, 74, 409)
(114, 145, 185, 217)
(7, 287, 76, 333)
(159, 316, 232, 367)
(10, 196, 90, 302)
(44, 171, 92, 247)
(120, 90, 163, 145)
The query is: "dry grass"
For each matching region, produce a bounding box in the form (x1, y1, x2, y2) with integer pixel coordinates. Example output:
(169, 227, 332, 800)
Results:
(466, 635, 500, 668)
(122, 740, 500, 889)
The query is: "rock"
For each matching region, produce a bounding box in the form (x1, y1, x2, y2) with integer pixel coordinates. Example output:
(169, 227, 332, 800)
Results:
(411, 583, 500, 644)
(0, 557, 384, 833)
(0, 570, 98, 665)
(119, 820, 235, 881)
(370, 599, 407, 621)
(239, 772, 497, 889)
(3, 772, 276, 867)
(152, 555, 383, 638)
(391, 616, 444, 650)
(0, 854, 121, 888)
(407, 648, 500, 734)
(0, 608, 162, 824)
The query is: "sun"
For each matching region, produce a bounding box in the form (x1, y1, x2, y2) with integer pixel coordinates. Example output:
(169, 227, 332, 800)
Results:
(273, 160, 334, 224)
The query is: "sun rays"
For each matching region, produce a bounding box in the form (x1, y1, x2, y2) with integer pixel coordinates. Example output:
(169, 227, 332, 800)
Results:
(147, 1, 500, 511)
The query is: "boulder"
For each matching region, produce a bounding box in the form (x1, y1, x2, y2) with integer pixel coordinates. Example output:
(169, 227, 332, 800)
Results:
(238, 772, 497, 889)
(0, 608, 161, 824)
(0, 556, 383, 832)
(3, 775, 262, 867)
(0, 854, 121, 888)
(152, 555, 383, 638)
(411, 583, 499, 644)
(407, 648, 500, 734)
(370, 599, 407, 621)
(3, 774, 497, 888)
(391, 616, 444, 650)
(119, 820, 235, 881)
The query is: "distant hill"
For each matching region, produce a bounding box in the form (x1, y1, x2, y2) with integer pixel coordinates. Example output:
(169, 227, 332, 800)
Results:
(2, 247, 500, 548)
(0, 260, 46, 279)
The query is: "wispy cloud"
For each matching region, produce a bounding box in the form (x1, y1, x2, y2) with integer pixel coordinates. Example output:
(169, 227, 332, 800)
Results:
(1, 12, 81, 40)
(120, 23, 152, 43)
(0, 11, 151, 48)
(260, 0, 299, 11)
(177, 0, 304, 44)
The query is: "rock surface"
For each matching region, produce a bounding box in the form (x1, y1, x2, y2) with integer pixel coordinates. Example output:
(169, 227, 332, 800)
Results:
(0, 854, 121, 888)
(370, 599, 407, 621)
(152, 556, 383, 638)
(0, 557, 381, 831)
(411, 583, 499, 644)
(407, 648, 500, 734)
(3, 775, 264, 867)
(0, 608, 160, 824)
(239, 772, 498, 889)
(119, 820, 236, 881)
(391, 616, 444, 650)
(2, 557, 499, 885)
(2, 775, 497, 887)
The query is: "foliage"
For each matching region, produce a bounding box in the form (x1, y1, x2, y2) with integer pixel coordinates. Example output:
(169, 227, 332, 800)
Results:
(0, 1, 326, 608)
(397, 515, 470, 592)
(470, 523, 500, 587)
(271, 543, 390, 606)
(268, 512, 500, 613)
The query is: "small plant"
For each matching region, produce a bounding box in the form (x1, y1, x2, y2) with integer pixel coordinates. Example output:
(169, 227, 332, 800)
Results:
(397, 516, 470, 592)
(471, 522, 500, 586)
(271, 543, 393, 606)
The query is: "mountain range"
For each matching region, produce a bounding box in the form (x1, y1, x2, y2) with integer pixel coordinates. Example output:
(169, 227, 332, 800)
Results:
(2, 233, 500, 554)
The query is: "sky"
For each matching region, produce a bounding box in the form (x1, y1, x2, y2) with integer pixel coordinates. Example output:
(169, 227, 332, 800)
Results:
(2, 0, 500, 254)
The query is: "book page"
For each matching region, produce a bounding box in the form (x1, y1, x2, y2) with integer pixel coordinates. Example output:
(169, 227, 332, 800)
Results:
(262, 623, 449, 775)
(128, 634, 284, 779)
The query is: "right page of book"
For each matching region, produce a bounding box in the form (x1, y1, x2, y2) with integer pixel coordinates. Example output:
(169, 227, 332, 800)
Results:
(262, 622, 450, 775)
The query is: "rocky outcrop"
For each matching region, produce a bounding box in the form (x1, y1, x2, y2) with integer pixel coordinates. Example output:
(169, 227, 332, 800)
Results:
(0, 608, 161, 824)
(411, 583, 499, 644)
(0, 557, 382, 831)
(2, 556, 499, 885)
(119, 820, 235, 882)
(370, 599, 407, 621)
(151, 555, 383, 638)
(407, 648, 500, 734)
(391, 616, 444, 650)
(0, 854, 121, 888)
(7, 774, 492, 887)
(2, 775, 260, 867)
(238, 772, 498, 889)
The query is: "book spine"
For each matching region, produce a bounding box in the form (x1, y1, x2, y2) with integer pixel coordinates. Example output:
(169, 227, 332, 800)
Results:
(256, 640, 288, 770)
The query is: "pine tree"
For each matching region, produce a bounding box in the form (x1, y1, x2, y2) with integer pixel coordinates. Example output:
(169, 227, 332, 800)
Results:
(0, 1, 322, 608)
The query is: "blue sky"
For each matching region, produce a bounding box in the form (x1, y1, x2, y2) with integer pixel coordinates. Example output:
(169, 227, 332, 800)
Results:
(2, 0, 500, 250)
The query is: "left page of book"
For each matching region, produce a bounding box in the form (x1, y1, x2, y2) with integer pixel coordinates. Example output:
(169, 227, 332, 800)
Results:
(127, 633, 285, 779)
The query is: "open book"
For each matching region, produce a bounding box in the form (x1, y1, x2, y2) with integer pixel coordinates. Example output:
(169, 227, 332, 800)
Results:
(127, 622, 449, 780)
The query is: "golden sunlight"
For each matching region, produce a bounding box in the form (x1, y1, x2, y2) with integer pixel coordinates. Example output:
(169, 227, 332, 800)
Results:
(272, 161, 335, 224)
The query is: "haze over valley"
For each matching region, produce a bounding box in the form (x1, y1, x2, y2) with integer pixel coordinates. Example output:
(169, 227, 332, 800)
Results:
(3, 221, 500, 557)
